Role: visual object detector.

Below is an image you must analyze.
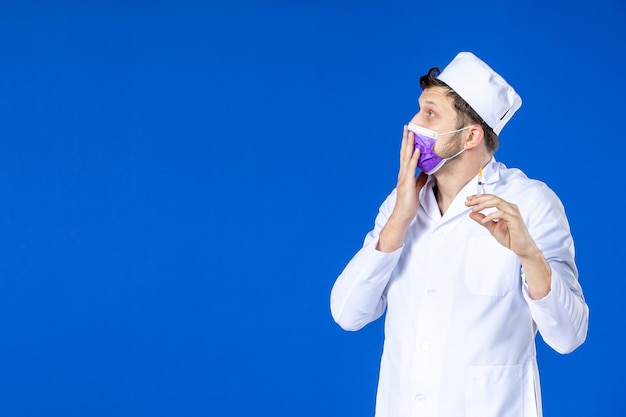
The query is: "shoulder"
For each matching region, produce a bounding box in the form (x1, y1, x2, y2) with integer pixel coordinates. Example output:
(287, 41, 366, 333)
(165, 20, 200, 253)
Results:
(495, 163, 567, 221)
(497, 164, 557, 198)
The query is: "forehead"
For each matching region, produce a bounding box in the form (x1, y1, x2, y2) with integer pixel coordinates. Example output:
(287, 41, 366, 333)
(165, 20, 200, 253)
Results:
(418, 86, 455, 110)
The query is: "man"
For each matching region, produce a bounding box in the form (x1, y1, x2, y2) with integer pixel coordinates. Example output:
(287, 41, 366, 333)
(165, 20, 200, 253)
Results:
(330, 52, 589, 417)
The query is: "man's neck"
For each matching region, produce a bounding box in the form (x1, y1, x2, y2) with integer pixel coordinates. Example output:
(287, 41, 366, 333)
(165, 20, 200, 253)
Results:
(433, 157, 487, 215)
(433, 176, 468, 215)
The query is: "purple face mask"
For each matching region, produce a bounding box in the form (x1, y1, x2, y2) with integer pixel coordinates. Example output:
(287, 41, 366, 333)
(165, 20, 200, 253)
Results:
(408, 123, 470, 175)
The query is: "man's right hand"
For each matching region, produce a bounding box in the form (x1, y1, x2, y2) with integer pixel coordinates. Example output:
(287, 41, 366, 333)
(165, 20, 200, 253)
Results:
(376, 125, 428, 253)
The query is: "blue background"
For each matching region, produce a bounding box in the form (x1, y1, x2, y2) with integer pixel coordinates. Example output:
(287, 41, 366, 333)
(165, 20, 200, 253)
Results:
(0, 1, 624, 416)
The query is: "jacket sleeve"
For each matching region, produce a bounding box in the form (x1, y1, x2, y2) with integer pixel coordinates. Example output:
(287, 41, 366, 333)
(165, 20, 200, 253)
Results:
(330, 190, 404, 331)
(522, 183, 589, 354)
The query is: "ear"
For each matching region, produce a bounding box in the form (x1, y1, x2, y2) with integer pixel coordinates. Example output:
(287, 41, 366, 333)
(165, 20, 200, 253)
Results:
(464, 124, 484, 149)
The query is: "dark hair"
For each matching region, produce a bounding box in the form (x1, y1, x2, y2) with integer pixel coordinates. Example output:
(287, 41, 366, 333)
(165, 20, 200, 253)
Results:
(419, 67, 499, 153)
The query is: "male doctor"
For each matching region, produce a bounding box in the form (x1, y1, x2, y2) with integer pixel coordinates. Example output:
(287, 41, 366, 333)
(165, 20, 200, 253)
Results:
(330, 52, 589, 417)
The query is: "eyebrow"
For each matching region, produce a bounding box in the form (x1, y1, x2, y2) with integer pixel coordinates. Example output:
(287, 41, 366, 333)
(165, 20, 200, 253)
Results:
(419, 99, 442, 111)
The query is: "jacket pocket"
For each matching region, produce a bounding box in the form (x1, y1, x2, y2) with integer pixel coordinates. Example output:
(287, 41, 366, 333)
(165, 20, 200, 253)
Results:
(464, 236, 518, 296)
(466, 365, 523, 417)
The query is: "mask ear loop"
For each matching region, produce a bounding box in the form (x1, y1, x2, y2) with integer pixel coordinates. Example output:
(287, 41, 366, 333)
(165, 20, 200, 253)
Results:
(438, 125, 472, 137)
(437, 125, 473, 167)
(442, 147, 466, 162)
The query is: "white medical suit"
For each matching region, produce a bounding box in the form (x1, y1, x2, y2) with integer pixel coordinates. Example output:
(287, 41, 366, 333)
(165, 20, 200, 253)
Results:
(330, 158, 589, 417)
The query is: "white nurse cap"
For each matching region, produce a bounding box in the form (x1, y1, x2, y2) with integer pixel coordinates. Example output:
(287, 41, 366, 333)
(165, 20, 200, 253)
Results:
(437, 52, 522, 135)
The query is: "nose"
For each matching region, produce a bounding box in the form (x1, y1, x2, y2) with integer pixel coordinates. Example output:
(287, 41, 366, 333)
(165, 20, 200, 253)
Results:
(409, 111, 424, 126)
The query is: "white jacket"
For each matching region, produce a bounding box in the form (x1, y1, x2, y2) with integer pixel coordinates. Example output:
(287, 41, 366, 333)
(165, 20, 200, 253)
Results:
(330, 158, 589, 417)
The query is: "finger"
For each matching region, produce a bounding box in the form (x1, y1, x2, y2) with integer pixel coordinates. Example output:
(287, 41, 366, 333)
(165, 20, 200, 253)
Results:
(398, 125, 405, 159)
(468, 195, 504, 212)
(398, 132, 417, 182)
(409, 136, 420, 164)
(481, 209, 506, 224)
(466, 194, 493, 210)
(469, 212, 499, 234)
(401, 127, 415, 162)
(469, 212, 499, 238)
(400, 140, 419, 183)
(468, 211, 486, 225)
(497, 202, 521, 218)
(466, 193, 488, 203)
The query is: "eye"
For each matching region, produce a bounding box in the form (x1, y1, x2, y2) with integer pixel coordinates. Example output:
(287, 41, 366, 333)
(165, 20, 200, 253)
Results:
(417, 106, 436, 120)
